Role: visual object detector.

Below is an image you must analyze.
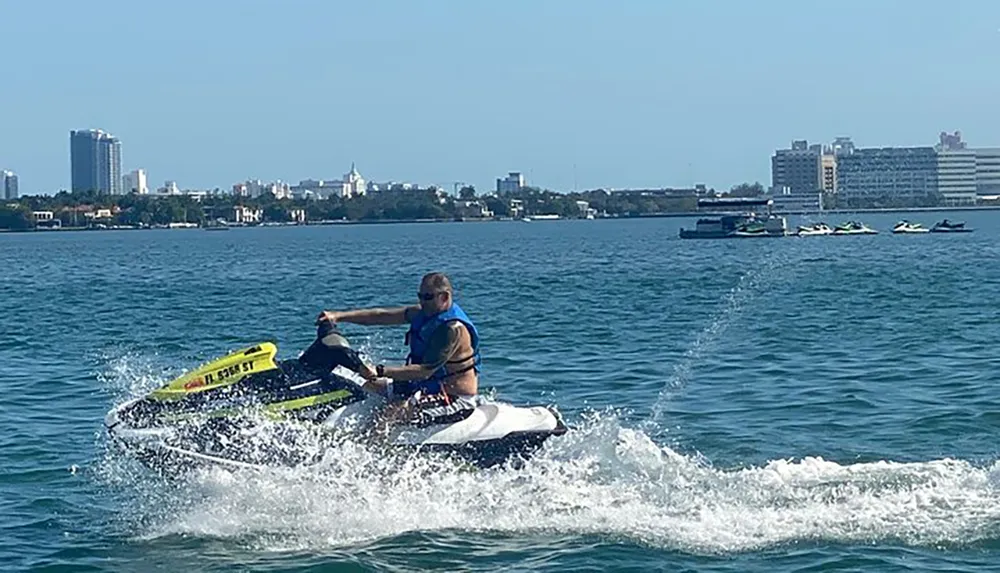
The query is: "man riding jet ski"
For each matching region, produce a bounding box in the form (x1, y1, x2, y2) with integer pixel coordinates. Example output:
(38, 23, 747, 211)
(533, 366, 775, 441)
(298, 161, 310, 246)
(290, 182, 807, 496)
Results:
(317, 272, 484, 429)
(105, 275, 566, 472)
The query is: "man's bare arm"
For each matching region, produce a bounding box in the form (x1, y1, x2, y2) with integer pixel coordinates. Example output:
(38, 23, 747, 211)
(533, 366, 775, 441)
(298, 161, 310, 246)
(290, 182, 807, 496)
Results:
(317, 305, 419, 326)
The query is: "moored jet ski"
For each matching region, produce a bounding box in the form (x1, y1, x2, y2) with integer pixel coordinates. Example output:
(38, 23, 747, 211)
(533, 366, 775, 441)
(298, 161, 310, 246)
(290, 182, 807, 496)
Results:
(930, 219, 972, 233)
(105, 324, 567, 472)
(796, 222, 833, 236)
(833, 221, 878, 235)
(892, 220, 929, 234)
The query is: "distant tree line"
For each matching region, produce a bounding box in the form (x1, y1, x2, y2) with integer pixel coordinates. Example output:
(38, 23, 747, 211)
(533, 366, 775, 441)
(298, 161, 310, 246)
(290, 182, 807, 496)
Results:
(0, 184, 714, 229)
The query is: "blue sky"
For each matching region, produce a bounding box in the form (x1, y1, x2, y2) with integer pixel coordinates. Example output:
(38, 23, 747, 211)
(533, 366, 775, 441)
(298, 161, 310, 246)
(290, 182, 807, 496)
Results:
(2, 0, 999, 195)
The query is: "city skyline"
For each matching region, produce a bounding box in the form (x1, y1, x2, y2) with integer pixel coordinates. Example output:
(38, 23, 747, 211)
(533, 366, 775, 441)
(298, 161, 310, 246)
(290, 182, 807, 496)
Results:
(9, 127, 1000, 200)
(2, 1, 1000, 195)
(768, 132, 1000, 209)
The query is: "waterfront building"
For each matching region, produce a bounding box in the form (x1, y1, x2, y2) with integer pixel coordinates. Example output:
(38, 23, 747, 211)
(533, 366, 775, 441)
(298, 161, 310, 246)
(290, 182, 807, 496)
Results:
(232, 182, 250, 197)
(974, 148, 1000, 197)
(157, 181, 180, 195)
(496, 172, 525, 194)
(821, 154, 836, 193)
(123, 169, 148, 194)
(836, 147, 938, 206)
(341, 163, 366, 197)
(289, 164, 366, 199)
(770, 190, 823, 213)
(368, 181, 416, 192)
(509, 198, 524, 219)
(936, 149, 977, 206)
(771, 140, 823, 194)
(2, 170, 18, 199)
(229, 179, 290, 199)
(933, 131, 976, 206)
(290, 180, 329, 199)
(70, 129, 122, 194)
(232, 206, 263, 224)
(771, 136, 852, 196)
(31, 211, 60, 228)
(456, 200, 493, 219)
(367, 181, 421, 193)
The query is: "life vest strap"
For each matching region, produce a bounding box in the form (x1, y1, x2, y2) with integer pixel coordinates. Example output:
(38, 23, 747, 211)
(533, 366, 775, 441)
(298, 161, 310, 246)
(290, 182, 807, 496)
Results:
(446, 351, 476, 365)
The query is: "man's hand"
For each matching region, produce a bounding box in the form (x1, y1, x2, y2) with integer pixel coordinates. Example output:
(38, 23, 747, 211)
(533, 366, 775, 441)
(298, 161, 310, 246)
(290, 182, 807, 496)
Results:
(316, 310, 341, 325)
(358, 362, 378, 381)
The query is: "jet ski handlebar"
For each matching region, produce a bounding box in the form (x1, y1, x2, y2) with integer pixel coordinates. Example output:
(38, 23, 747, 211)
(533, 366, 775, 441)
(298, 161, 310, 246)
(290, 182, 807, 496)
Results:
(298, 320, 367, 374)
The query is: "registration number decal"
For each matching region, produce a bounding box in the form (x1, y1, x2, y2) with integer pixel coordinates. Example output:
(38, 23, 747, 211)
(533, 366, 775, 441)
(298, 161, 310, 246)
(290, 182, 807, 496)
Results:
(202, 360, 256, 385)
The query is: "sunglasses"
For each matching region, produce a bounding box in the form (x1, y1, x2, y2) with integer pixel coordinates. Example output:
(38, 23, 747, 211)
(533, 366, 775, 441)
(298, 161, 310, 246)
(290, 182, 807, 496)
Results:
(418, 291, 447, 301)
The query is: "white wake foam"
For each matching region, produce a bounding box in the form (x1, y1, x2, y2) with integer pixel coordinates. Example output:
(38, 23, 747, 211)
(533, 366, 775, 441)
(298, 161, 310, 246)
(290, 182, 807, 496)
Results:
(94, 353, 1000, 555)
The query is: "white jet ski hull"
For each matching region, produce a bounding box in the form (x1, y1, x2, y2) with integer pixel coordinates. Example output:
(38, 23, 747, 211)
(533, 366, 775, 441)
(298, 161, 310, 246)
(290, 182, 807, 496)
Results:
(106, 397, 568, 472)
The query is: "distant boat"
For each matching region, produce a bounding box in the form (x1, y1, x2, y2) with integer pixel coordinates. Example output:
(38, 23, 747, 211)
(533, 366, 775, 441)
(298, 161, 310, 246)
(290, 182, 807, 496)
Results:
(202, 219, 230, 231)
(679, 213, 787, 239)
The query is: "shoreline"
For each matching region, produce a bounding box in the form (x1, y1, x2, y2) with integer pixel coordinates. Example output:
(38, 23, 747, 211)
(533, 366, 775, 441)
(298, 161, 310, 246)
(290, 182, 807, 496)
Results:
(2, 205, 999, 234)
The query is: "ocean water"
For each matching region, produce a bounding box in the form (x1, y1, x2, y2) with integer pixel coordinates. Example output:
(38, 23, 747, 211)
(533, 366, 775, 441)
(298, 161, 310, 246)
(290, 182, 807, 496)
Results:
(3, 212, 1000, 572)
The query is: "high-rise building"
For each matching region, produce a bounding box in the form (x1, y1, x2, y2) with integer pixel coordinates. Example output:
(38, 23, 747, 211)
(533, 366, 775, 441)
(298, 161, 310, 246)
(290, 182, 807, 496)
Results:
(931, 131, 978, 206)
(123, 169, 148, 194)
(837, 147, 938, 207)
(70, 129, 122, 194)
(496, 172, 524, 194)
(2, 170, 18, 200)
(771, 141, 822, 194)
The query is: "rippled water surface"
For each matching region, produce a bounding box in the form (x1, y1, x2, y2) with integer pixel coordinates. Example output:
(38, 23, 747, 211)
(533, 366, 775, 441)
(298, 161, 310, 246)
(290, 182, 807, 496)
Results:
(3, 212, 1000, 571)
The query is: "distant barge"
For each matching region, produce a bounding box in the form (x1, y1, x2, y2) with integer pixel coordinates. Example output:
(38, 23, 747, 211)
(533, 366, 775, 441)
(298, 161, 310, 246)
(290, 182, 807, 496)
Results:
(679, 198, 788, 239)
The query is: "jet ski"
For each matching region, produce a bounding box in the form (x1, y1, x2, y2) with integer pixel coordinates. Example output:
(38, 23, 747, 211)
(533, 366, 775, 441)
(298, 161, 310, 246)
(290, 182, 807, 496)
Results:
(930, 219, 972, 233)
(732, 221, 769, 237)
(892, 220, 929, 234)
(832, 221, 878, 235)
(104, 323, 568, 472)
(796, 222, 833, 236)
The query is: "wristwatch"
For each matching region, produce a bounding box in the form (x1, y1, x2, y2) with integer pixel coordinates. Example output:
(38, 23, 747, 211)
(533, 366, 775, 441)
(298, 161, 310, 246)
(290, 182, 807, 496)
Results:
(376, 364, 385, 377)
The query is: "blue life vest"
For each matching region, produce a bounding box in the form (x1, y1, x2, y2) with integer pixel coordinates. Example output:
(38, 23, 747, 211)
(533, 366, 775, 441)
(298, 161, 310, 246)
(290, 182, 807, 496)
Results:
(405, 302, 481, 394)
